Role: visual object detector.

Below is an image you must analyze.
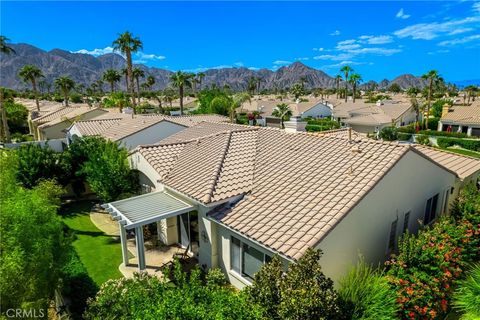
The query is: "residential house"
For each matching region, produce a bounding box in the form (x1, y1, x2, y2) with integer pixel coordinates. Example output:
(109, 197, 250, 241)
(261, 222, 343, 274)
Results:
(67, 114, 230, 150)
(242, 98, 332, 120)
(333, 100, 416, 134)
(437, 103, 480, 136)
(30, 106, 108, 140)
(102, 123, 479, 289)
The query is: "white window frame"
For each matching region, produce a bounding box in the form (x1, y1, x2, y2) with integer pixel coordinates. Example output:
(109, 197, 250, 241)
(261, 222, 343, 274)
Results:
(230, 236, 271, 281)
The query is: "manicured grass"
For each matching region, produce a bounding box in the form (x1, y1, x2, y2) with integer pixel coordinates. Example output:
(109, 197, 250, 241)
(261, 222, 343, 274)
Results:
(444, 147, 480, 159)
(60, 200, 123, 286)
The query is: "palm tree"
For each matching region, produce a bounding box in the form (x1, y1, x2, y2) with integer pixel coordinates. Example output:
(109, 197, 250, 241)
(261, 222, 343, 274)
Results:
(229, 92, 251, 123)
(95, 79, 105, 94)
(247, 76, 257, 95)
(349, 73, 363, 103)
(0, 35, 15, 142)
(196, 72, 205, 91)
(122, 68, 129, 92)
(170, 71, 194, 115)
(18, 65, 43, 111)
(465, 85, 478, 104)
(340, 65, 353, 102)
(272, 103, 292, 129)
(410, 97, 422, 132)
(290, 83, 304, 100)
(421, 70, 441, 129)
(132, 68, 145, 105)
(113, 31, 143, 107)
(299, 76, 307, 89)
(335, 74, 342, 99)
(145, 75, 155, 91)
(0, 36, 16, 54)
(103, 69, 121, 93)
(54, 76, 75, 106)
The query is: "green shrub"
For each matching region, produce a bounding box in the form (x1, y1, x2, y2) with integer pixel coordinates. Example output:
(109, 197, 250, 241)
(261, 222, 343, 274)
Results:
(339, 258, 398, 319)
(70, 93, 83, 104)
(437, 138, 480, 151)
(416, 134, 430, 145)
(398, 133, 413, 141)
(418, 130, 469, 139)
(452, 264, 480, 320)
(397, 124, 416, 134)
(427, 117, 440, 131)
(379, 126, 398, 141)
(205, 268, 227, 287)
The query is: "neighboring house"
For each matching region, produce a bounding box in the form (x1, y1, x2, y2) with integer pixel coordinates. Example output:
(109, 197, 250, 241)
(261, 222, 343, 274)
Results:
(30, 106, 108, 140)
(333, 100, 416, 134)
(102, 124, 479, 290)
(67, 114, 230, 150)
(437, 103, 480, 136)
(242, 98, 333, 119)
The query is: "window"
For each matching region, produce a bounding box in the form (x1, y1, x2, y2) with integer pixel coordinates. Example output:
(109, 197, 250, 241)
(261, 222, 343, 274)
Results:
(443, 189, 450, 214)
(230, 236, 271, 280)
(403, 211, 410, 233)
(388, 218, 398, 252)
(424, 194, 439, 225)
(230, 237, 241, 273)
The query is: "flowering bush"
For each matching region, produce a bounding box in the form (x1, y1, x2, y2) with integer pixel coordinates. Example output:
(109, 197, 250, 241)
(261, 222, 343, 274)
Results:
(386, 185, 480, 319)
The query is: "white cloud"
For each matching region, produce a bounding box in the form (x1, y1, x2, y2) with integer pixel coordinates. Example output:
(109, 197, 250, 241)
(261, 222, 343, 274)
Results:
(394, 16, 480, 40)
(313, 53, 355, 61)
(438, 34, 480, 46)
(74, 46, 114, 56)
(321, 60, 366, 69)
(359, 35, 394, 44)
(330, 30, 341, 36)
(448, 28, 473, 35)
(347, 47, 402, 56)
(295, 57, 309, 61)
(234, 62, 244, 67)
(134, 52, 166, 61)
(312, 47, 324, 51)
(427, 49, 450, 55)
(396, 8, 411, 19)
(473, 2, 480, 13)
(272, 60, 291, 65)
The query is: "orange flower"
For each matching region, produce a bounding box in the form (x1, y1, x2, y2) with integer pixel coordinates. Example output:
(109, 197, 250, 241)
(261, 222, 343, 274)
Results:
(429, 309, 437, 318)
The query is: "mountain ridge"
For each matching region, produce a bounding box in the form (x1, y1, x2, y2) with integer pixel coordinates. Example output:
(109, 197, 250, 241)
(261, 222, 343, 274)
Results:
(1, 43, 431, 91)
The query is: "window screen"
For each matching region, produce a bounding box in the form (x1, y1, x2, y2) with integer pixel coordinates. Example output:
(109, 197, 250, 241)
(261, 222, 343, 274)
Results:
(242, 244, 264, 280)
(230, 237, 241, 273)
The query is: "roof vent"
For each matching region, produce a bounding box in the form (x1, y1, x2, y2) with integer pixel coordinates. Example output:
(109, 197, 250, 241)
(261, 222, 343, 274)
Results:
(351, 145, 361, 153)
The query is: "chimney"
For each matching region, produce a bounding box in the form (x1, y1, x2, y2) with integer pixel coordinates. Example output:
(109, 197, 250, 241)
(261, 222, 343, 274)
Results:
(441, 103, 451, 118)
(284, 116, 307, 133)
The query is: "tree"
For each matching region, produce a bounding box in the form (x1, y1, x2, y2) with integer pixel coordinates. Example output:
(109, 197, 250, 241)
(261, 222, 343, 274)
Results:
(102, 92, 130, 113)
(335, 74, 342, 99)
(132, 67, 145, 105)
(0, 36, 15, 142)
(18, 64, 43, 111)
(3, 100, 28, 134)
(75, 137, 139, 202)
(340, 65, 353, 102)
(464, 85, 478, 104)
(410, 97, 422, 132)
(84, 264, 264, 319)
(379, 126, 398, 141)
(0, 151, 68, 311)
(245, 255, 283, 319)
(196, 72, 205, 91)
(290, 83, 304, 100)
(170, 71, 194, 115)
(113, 31, 143, 108)
(121, 67, 129, 92)
(247, 76, 258, 95)
(54, 76, 75, 106)
(272, 103, 292, 129)
(421, 70, 441, 130)
(389, 83, 402, 94)
(406, 87, 419, 97)
(230, 92, 252, 123)
(145, 75, 155, 92)
(349, 73, 363, 103)
(102, 69, 121, 93)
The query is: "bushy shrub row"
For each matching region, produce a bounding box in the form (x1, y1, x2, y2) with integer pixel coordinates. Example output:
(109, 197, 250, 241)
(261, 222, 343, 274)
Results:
(386, 184, 480, 319)
(418, 130, 469, 138)
(437, 137, 480, 151)
(398, 133, 413, 141)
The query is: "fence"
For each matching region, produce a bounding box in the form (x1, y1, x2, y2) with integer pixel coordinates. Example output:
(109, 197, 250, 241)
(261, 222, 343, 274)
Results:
(1, 138, 67, 152)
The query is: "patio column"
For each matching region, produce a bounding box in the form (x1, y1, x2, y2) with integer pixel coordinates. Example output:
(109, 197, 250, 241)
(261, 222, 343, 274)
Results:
(135, 226, 146, 271)
(119, 222, 129, 266)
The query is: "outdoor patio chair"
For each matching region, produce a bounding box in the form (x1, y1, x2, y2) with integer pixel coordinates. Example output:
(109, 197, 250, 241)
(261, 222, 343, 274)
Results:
(173, 244, 190, 261)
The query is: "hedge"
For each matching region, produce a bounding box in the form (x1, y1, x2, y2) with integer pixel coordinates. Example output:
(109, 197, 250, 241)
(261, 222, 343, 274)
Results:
(418, 130, 469, 139)
(398, 133, 413, 141)
(437, 137, 480, 152)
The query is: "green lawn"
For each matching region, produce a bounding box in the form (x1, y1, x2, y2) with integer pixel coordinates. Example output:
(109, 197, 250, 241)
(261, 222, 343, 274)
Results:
(60, 201, 123, 286)
(444, 147, 480, 159)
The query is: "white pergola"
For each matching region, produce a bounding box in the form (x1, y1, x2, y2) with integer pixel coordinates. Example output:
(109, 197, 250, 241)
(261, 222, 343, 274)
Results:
(102, 191, 195, 271)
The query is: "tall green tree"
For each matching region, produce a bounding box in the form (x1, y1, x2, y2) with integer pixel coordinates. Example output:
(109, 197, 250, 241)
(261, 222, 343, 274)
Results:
(349, 73, 363, 103)
(335, 74, 342, 99)
(170, 71, 194, 115)
(145, 75, 155, 91)
(0, 36, 16, 142)
(272, 103, 292, 129)
(121, 67, 129, 92)
(112, 31, 143, 108)
(196, 72, 205, 92)
(290, 83, 304, 100)
(132, 67, 145, 105)
(340, 65, 353, 102)
(54, 76, 75, 106)
(18, 64, 43, 111)
(421, 70, 442, 130)
(102, 69, 121, 93)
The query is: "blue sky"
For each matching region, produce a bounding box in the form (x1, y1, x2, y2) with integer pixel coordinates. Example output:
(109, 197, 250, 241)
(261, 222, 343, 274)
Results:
(1, 1, 479, 81)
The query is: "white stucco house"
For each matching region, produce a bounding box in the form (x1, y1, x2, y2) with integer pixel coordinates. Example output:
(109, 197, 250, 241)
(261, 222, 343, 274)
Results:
(437, 103, 480, 137)
(102, 123, 480, 289)
(66, 114, 230, 150)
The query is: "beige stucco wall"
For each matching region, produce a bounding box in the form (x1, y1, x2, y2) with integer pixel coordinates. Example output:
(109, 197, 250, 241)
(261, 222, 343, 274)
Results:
(316, 150, 456, 283)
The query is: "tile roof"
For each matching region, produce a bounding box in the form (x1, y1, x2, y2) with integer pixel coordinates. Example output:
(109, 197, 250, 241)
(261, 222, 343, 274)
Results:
(102, 116, 167, 141)
(413, 145, 480, 180)
(440, 105, 480, 125)
(71, 118, 123, 136)
(333, 100, 412, 125)
(164, 114, 230, 127)
(35, 106, 104, 128)
(137, 125, 421, 260)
